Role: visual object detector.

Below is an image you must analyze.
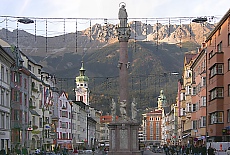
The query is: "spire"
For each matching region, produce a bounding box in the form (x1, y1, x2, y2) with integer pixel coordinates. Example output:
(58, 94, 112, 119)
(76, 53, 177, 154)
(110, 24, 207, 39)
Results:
(76, 61, 89, 83)
(79, 61, 85, 76)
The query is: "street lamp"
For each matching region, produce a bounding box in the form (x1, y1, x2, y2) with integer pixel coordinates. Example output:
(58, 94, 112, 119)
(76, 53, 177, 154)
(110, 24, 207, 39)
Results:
(192, 17, 207, 23)
(18, 18, 34, 24)
(14, 17, 34, 152)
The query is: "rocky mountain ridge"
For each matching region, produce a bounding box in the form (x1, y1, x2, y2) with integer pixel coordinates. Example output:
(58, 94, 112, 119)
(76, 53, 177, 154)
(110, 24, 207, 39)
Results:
(0, 21, 214, 57)
(0, 21, 215, 112)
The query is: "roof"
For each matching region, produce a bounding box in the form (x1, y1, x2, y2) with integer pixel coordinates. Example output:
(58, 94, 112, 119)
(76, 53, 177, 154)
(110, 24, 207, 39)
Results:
(206, 8, 230, 41)
(0, 46, 15, 64)
(20, 51, 42, 67)
(0, 39, 10, 47)
(72, 101, 87, 110)
(1, 46, 15, 61)
(184, 53, 197, 65)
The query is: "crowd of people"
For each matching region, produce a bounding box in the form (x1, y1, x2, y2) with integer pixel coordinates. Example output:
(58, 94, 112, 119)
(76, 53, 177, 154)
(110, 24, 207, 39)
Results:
(162, 144, 207, 155)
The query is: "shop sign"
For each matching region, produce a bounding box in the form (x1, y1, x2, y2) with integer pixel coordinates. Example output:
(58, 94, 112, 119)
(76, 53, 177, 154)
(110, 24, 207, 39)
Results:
(0, 132, 5, 135)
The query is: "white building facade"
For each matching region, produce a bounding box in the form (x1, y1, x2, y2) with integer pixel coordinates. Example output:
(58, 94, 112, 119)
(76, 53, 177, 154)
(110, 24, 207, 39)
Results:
(57, 92, 72, 149)
(0, 40, 14, 151)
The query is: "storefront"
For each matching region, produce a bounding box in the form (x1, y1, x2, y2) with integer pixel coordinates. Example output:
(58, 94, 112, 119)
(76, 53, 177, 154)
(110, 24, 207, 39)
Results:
(57, 140, 72, 149)
(0, 131, 10, 152)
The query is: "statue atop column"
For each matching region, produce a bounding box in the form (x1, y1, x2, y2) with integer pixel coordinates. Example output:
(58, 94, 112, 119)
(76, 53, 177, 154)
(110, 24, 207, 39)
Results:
(120, 100, 127, 120)
(111, 98, 116, 121)
(158, 90, 167, 109)
(118, 4, 128, 27)
(131, 98, 137, 120)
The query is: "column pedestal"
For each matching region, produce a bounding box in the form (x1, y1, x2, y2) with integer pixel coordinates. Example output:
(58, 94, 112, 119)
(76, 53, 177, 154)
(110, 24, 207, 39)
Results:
(108, 120, 141, 155)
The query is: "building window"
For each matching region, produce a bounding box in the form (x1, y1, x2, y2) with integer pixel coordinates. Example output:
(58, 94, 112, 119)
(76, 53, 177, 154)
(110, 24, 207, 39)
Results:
(228, 33, 230, 46)
(6, 69, 9, 84)
(187, 102, 192, 112)
(192, 71, 196, 83)
(6, 92, 9, 107)
(201, 60, 206, 71)
(210, 111, 224, 124)
(201, 77, 206, 87)
(1, 114, 4, 128)
(1, 66, 4, 82)
(192, 103, 197, 112)
(210, 64, 223, 77)
(186, 70, 192, 78)
(201, 96, 206, 106)
(180, 108, 186, 116)
(186, 86, 192, 95)
(62, 111, 68, 118)
(39, 117, 42, 127)
(200, 116, 206, 127)
(28, 64, 31, 71)
(217, 41, 222, 52)
(228, 59, 230, 71)
(80, 96, 83, 102)
(228, 110, 230, 123)
(6, 115, 9, 129)
(192, 120, 197, 129)
(192, 87, 196, 95)
(62, 133, 68, 139)
(210, 87, 224, 100)
(1, 89, 4, 105)
(61, 122, 67, 129)
(228, 84, 230, 97)
(156, 122, 159, 135)
(180, 92, 186, 101)
(209, 50, 214, 59)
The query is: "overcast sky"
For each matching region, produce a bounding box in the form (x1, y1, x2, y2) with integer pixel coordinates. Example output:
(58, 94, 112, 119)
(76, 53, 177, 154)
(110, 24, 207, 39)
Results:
(0, 0, 229, 36)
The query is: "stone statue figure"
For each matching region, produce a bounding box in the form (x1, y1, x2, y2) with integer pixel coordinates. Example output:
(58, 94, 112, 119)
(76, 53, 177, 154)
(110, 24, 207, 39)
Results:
(131, 98, 137, 120)
(111, 98, 116, 121)
(118, 4, 128, 27)
(158, 90, 167, 109)
(120, 100, 127, 119)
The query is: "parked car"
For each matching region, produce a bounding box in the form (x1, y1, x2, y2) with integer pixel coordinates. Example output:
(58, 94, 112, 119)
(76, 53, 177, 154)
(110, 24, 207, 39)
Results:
(84, 150, 93, 154)
(46, 152, 56, 155)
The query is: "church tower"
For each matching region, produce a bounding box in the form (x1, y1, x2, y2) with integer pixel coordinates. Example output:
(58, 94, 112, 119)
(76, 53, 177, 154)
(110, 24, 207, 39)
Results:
(75, 61, 89, 105)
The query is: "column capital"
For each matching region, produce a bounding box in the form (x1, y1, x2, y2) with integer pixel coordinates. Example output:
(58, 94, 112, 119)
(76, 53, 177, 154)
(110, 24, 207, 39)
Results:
(117, 27, 131, 42)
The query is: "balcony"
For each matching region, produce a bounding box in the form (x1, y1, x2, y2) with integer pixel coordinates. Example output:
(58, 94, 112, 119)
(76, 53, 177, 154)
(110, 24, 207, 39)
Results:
(11, 120, 22, 129)
(180, 115, 186, 121)
(209, 51, 224, 65)
(44, 138, 53, 144)
(186, 113, 191, 118)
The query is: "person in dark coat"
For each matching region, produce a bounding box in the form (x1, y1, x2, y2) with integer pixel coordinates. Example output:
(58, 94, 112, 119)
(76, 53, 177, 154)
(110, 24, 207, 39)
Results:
(201, 144, 207, 155)
(207, 145, 215, 155)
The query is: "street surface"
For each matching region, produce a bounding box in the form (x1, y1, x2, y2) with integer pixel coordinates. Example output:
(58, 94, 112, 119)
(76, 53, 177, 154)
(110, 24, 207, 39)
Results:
(75, 150, 165, 155)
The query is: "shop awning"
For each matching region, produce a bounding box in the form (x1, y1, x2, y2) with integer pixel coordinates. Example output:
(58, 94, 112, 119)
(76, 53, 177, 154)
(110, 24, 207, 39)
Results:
(182, 133, 191, 139)
(29, 109, 40, 116)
